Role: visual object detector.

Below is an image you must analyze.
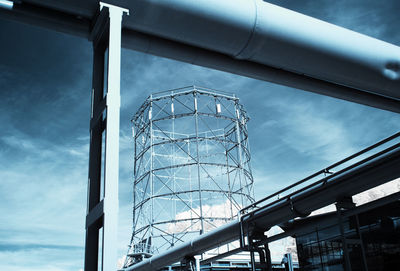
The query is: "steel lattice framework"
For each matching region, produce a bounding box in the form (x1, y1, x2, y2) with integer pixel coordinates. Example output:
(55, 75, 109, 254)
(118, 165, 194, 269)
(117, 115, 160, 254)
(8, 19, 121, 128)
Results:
(125, 86, 254, 266)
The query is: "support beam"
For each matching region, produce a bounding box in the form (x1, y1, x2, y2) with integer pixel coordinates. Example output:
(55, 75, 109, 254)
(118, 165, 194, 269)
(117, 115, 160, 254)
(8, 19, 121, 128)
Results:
(1, 1, 400, 113)
(85, 3, 128, 271)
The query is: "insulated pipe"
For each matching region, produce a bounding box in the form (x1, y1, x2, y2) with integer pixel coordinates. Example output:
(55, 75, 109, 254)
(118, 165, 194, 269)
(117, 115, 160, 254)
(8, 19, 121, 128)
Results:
(126, 147, 400, 271)
(123, 0, 400, 99)
(0, 1, 90, 38)
(121, 29, 400, 113)
(247, 147, 400, 229)
(1, 1, 400, 112)
(126, 220, 240, 271)
(276, 191, 400, 242)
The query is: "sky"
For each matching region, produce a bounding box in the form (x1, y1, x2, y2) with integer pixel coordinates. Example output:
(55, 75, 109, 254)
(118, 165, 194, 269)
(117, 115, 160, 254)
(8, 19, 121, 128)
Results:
(1, 0, 400, 270)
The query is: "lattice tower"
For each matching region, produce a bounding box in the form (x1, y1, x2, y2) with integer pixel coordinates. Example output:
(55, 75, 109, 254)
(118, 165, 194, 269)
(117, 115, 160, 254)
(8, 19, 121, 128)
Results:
(124, 86, 254, 267)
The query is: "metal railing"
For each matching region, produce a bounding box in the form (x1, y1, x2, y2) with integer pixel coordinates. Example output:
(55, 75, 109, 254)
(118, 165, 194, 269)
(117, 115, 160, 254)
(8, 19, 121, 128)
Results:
(240, 131, 400, 217)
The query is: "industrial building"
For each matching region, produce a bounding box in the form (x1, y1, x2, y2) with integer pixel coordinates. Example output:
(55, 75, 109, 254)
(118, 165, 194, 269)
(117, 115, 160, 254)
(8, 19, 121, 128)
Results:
(293, 194, 400, 271)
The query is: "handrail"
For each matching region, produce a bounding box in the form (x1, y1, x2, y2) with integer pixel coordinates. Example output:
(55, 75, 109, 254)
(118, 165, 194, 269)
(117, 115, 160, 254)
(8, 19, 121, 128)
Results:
(240, 131, 400, 215)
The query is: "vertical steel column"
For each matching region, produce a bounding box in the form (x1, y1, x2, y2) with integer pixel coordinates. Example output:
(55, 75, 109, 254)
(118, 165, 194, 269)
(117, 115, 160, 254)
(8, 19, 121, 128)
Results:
(250, 251, 256, 271)
(315, 229, 325, 270)
(171, 96, 176, 226)
(283, 253, 294, 271)
(224, 134, 234, 218)
(234, 101, 244, 207)
(85, 10, 107, 269)
(85, 3, 128, 271)
(149, 97, 154, 239)
(336, 198, 354, 271)
(264, 244, 273, 271)
(193, 92, 204, 235)
(354, 214, 369, 271)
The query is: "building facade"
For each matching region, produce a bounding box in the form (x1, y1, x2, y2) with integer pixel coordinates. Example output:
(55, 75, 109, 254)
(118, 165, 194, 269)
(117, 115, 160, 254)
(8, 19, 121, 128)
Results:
(294, 195, 400, 271)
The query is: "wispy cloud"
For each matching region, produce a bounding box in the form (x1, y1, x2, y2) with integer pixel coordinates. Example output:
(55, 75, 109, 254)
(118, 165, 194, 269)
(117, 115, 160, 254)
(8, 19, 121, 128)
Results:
(0, 243, 83, 252)
(1, 1, 400, 270)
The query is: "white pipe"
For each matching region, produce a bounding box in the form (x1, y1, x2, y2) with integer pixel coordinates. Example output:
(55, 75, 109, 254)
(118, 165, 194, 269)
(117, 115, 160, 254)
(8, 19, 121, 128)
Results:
(124, 0, 400, 99)
(0, 0, 13, 10)
(1, 0, 400, 111)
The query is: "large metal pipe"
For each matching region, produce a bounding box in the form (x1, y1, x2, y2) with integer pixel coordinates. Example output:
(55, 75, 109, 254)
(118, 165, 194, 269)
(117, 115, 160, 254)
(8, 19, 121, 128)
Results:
(124, 0, 400, 100)
(276, 191, 400, 242)
(126, 147, 400, 271)
(1, 0, 400, 112)
(125, 220, 240, 271)
(121, 29, 400, 113)
(247, 147, 400, 230)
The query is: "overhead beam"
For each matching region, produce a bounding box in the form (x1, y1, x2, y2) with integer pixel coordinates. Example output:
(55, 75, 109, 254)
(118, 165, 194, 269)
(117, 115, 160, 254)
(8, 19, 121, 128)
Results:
(1, 1, 399, 113)
(121, 29, 400, 114)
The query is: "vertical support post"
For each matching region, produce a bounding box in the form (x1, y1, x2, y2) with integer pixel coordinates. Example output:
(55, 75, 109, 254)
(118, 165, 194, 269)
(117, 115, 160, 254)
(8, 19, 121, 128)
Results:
(264, 244, 273, 271)
(102, 3, 128, 270)
(250, 250, 256, 271)
(234, 100, 244, 207)
(256, 249, 266, 271)
(171, 96, 177, 231)
(224, 134, 234, 218)
(316, 229, 324, 270)
(149, 97, 154, 240)
(283, 253, 294, 271)
(181, 256, 196, 271)
(193, 91, 204, 235)
(354, 214, 369, 271)
(337, 209, 351, 271)
(85, 3, 128, 271)
(336, 197, 355, 271)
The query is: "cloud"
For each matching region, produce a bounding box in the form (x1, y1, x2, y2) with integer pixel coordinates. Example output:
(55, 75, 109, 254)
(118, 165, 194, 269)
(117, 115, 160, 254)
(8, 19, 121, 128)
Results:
(0, 247, 83, 271)
(167, 200, 242, 234)
(0, 243, 83, 252)
(0, 126, 88, 271)
(117, 255, 127, 269)
(2, 2, 400, 270)
(277, 103, 356, 162)
(354, 177, 400, 206)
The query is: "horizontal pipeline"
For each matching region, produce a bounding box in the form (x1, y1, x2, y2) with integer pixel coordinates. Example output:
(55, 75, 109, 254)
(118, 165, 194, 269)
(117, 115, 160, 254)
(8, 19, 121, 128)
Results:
(0, 1, 400, 112)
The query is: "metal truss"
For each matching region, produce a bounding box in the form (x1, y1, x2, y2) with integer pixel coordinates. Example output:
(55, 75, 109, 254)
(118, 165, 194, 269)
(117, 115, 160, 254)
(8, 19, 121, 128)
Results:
(124, 86, 255, 267)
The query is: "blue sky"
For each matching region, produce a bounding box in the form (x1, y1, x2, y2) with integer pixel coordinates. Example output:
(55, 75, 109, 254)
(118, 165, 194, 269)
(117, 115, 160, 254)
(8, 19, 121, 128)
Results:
(1, 0, 400, 270)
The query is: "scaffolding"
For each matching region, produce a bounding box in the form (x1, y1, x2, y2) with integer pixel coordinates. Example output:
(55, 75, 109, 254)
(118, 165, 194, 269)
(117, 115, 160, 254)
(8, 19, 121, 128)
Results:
(124, 86, 254, 267)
